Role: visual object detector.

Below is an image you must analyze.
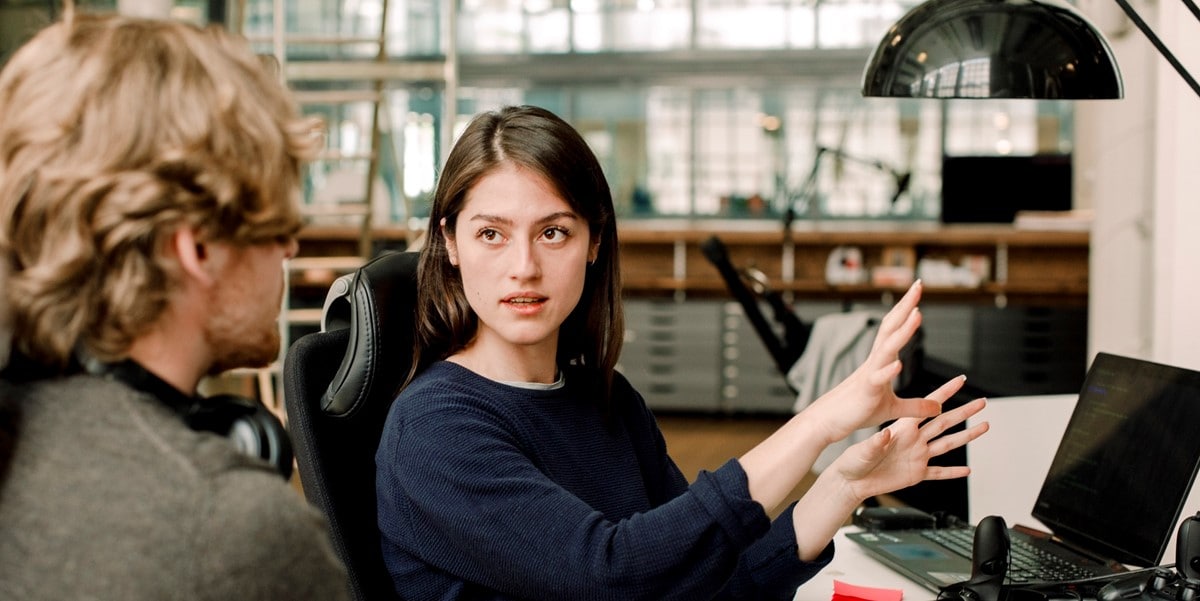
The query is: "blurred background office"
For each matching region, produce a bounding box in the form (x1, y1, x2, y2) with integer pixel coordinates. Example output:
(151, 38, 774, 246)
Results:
(3, 0, 1198, 523)
(1, 0, 1196, 397)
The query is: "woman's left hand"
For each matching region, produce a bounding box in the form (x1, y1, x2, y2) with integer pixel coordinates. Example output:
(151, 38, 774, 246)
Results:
(830, 377, 989, 504)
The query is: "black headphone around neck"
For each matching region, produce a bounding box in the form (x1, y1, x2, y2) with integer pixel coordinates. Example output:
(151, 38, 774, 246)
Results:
(88, 359, 293, 479)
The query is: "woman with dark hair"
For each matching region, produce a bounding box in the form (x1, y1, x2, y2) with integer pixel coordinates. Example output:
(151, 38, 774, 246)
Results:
(375, 104, 988, 600)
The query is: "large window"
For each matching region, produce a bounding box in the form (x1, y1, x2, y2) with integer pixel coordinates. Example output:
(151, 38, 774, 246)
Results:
(0, 1, 1077, 225)
(234, 0, 1074, 222)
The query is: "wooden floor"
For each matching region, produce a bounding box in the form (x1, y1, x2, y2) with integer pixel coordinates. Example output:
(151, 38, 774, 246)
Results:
(656, 412, 818, 518)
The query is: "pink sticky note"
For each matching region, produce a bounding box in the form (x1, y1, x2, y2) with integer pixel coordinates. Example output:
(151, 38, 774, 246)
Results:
(832, 579, 904, 601)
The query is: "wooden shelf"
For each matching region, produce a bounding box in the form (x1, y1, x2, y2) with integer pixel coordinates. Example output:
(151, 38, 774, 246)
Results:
(616, 220, 1089, 306)
(295, 220, 1090, 306)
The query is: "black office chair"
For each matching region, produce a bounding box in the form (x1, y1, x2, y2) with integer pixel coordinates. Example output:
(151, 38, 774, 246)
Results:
(283, 250, 422, 601)
(699, 235, 812, 379)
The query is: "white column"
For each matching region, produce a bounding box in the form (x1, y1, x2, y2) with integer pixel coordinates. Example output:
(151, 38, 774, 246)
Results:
(1078, 0, 1200, 370)
(1149, 0, 1200, 368)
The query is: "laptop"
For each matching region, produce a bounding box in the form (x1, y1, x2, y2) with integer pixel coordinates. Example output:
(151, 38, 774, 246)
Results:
(846, 352, 1200, 592)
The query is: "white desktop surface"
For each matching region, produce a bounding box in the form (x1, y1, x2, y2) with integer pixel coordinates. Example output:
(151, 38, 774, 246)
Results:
(791, 394, 1080, 601)
(792, 528, 935, 601)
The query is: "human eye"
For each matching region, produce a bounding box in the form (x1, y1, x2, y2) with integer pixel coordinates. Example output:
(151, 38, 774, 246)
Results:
(476, 227, 505, 245)
(541, 226, 571, 243)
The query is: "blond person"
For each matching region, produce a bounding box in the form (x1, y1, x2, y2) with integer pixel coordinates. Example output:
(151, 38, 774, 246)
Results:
(0, 10, 349, 600)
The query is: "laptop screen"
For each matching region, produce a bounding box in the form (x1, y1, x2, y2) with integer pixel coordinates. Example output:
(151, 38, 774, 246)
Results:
(1032, 352, 1200, 567)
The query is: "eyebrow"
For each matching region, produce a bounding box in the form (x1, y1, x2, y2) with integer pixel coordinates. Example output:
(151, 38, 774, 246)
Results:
(465, 211, 583, 226)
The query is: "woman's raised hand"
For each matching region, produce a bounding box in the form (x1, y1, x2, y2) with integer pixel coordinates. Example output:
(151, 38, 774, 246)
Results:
(827, 377, 988, 503)
(806, 280, 943, 445)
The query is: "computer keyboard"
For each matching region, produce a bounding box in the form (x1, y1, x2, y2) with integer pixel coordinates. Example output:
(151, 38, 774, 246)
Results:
(920, 528, 1104, 584)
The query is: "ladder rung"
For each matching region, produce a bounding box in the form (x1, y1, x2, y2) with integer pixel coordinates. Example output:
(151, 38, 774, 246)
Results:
(286, 60, 446, 82)
(246, 34, 383, 45)
(287, 256, 366, 272)
(301, 202, 370, 216)
(293, 89, 382, 105)
(317, 150, 376, 162)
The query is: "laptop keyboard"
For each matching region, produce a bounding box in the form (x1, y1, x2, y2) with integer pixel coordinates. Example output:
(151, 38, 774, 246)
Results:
(920, 528, 1103, 584)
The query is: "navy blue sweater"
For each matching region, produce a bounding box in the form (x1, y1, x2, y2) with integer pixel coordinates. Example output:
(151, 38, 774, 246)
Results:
(375, 361, 832, 600)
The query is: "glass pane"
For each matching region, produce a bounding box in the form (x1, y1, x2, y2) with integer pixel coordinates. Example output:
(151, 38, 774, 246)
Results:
(459, 0, 525, 53)
(694, 88, 774, 217)
(645, 88, 692, 215)
(569, 0, 692, 52)
(943, 100, 1068, 156)
(243, 0, 385, 59)
(696, 0, 788, 49)
(816, 0, 905, 48)
(391, 0, 441, 56)
(608, 5, 690, 51)
(528, 10, 571, 52)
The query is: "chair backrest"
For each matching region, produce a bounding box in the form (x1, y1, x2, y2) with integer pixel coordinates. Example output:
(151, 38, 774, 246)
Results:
(283, 250, 421, 601)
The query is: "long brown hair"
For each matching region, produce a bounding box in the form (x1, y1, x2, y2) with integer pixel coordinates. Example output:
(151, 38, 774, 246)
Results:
(411, 105, 624, 406)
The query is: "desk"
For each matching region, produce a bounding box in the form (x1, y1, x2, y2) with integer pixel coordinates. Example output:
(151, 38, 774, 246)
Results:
(792, 394, 1081, 601)
(793, 528, 935, 601)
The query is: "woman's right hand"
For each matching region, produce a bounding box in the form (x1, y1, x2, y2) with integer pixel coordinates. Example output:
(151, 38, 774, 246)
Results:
(804, 280, 942, 445)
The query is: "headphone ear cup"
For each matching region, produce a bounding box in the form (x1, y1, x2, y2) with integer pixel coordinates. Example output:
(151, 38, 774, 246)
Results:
(86, 360, 294, 478)
(197, 395, 294, 480)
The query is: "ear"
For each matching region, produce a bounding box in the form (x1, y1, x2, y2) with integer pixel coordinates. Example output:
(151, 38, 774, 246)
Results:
(441, 217, 459, 267)
(169, 226, 217, 288)
(588, 239, 601, 265)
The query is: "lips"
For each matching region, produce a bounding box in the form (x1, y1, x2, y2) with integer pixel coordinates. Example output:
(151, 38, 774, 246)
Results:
(503, 295, 546, 305)
(502, 293, 547, 312)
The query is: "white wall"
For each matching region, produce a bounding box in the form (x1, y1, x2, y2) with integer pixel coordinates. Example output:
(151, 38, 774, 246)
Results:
(1078, 0, 1200, 371)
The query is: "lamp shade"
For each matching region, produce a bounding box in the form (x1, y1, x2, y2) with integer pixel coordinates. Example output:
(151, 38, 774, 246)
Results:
(862, 0, 1124, 99)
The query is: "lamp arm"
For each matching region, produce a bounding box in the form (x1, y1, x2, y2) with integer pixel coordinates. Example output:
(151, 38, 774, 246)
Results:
(781, 146, 829, 233)
(1111, 0, 1200, 98)
(780, 145, 906, 234)
(820, 146, 901, 178)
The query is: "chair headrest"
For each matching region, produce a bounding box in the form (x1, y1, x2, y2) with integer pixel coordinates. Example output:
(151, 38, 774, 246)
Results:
(319, 251, 420, 416)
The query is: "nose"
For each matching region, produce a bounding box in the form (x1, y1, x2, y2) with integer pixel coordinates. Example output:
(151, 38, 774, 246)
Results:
(510, 240, 542, 281)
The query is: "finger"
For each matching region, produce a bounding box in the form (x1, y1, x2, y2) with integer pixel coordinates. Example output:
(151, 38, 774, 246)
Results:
(866, 359, 904, 387)
(872, 281, 923, 350)
(855, 428, 895, 464)
(840, 428, 894, 475)
(924, 465, 971, 481)
(924, 375, 967, 405)
(879, 280, 923, 334)
(918, 398, 988, 442)
(871, 305, 922, 356)
(928, 421, 990, 456)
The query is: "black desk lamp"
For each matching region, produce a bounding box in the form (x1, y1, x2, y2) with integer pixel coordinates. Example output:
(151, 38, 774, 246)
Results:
(860, 0, 1200, 100)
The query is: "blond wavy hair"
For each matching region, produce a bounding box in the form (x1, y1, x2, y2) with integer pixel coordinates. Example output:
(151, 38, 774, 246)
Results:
(0, 9, 322, 369)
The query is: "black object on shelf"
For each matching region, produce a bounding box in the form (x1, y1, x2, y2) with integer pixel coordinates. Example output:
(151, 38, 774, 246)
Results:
(699, 235, 811, 380)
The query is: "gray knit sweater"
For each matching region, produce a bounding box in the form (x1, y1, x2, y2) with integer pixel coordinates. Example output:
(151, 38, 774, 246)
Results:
(0, 373, 350, 600)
